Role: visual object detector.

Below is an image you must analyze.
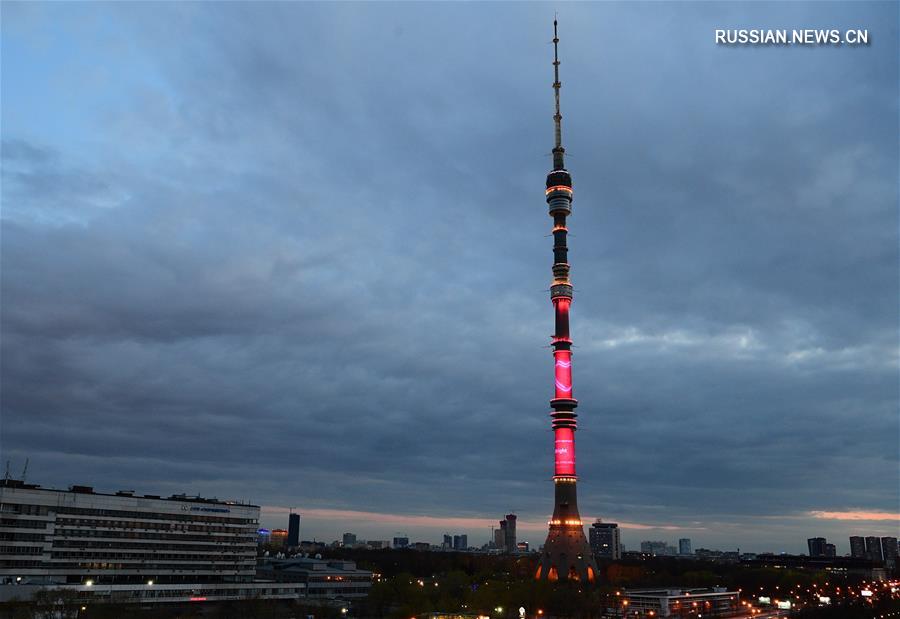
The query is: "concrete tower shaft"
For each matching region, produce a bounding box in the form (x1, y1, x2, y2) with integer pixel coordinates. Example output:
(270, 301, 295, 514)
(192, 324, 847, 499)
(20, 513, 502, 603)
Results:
(536, 19, 598, 585)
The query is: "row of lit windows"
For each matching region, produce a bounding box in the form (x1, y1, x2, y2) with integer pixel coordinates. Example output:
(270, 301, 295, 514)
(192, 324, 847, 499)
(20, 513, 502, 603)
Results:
(307, 575, 372, 583)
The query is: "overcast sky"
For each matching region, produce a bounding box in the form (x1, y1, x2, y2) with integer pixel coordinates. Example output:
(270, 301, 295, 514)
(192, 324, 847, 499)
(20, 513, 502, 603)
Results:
(2, 2, 897, 554)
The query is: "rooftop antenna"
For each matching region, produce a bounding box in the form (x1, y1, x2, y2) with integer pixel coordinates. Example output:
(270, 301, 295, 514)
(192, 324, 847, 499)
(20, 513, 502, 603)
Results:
(20, 458, 28, 482)
(3, 460, 9, 481)
(551, 18, 565, 170)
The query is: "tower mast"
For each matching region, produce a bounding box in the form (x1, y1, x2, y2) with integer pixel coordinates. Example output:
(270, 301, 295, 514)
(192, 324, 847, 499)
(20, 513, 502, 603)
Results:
(536, 19, 598, 584)
(552, 19, 565, 168)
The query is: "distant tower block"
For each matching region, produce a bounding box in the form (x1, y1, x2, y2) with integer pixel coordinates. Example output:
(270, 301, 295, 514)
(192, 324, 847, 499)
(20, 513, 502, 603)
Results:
(287, 513, 301, 547)
(534, 19, 598, 585)
(505, 514, 517, 554)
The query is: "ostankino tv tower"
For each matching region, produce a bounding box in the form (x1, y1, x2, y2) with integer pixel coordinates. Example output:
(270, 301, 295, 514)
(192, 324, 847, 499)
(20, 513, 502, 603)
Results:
(534, 19, 598, 584)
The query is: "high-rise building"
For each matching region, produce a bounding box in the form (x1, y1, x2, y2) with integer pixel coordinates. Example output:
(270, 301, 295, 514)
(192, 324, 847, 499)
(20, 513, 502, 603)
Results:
(342, 532, 357, 547)
(881, 537, 898, 566)
(443, 534, 453, 549)
(534, 19, 598, 585)
(679, 538, 692, 556)
(392, 536, 409, 549)
(865, 536, 883, 562)
(287, 513, 301, 547)
(850, 536, 866, 558)
(453, 534, 468, 550)
(808, 537, 827, 557)
(824, 543, 836, 558)
(590, 520, 622, 560)
(271, 529, 288, 546)
(494, 526, 505, 550)
(505, 514, 518, 554)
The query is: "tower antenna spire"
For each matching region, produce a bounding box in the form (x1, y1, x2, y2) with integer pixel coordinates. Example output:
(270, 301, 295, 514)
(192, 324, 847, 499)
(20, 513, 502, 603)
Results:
(552, 18, 565, 169)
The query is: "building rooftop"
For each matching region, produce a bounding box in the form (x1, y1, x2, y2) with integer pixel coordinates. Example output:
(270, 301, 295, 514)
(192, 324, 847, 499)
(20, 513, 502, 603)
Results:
(0, 478, 257, 507)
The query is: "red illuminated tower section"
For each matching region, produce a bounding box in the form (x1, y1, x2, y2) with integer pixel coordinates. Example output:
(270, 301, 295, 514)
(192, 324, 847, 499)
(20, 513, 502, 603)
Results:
(535, 20, 598, 584)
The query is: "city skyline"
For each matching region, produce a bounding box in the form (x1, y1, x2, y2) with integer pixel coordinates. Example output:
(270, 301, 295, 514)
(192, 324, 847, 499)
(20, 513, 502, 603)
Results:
(254, 505, 894, 556)
(2, 2, 898, 557)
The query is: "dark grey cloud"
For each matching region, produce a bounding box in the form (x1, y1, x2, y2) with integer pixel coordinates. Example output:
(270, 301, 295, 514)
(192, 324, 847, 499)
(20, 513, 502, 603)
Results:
(2, 2, 897, 551)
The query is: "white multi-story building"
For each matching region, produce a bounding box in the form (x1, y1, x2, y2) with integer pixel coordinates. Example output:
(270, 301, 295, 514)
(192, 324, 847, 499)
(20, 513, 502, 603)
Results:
(0, 479, 258, 586)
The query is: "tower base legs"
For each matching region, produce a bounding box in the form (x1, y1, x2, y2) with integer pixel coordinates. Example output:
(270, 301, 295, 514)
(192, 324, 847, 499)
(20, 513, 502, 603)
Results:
(536, 525, 597, 582)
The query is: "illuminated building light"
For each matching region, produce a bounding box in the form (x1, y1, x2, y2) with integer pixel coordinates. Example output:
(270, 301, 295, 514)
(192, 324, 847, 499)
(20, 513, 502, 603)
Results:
(553, 428, 576, 476)
(545, 185, 573, 195)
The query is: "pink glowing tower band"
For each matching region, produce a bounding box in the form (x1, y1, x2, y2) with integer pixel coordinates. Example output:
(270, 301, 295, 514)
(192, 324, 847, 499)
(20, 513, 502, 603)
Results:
(535, 20, 599, 584)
